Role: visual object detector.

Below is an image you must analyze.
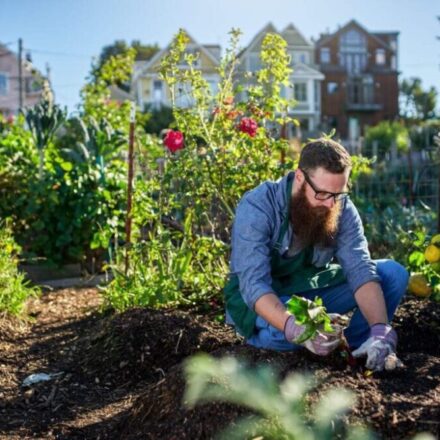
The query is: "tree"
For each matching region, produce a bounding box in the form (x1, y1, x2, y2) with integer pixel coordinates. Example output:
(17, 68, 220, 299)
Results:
(97, 40, 160, 70)
(400, 77, 438, 121)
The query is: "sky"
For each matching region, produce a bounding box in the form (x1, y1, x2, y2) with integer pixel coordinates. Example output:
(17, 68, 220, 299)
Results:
(1, 0, 439, 113)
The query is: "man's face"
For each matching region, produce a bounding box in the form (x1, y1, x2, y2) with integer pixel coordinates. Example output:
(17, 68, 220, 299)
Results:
(290, 167, 350, 247)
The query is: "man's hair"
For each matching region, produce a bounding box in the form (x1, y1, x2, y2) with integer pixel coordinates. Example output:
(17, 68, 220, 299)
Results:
(298, 138, 352, 174)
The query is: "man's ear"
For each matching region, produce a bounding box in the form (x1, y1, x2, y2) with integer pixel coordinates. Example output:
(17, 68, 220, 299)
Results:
(295, 168, 304, 183)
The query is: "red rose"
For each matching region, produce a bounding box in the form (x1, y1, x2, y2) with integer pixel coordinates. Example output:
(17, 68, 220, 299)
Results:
(163, 130, 184, 153)
(238, 117, 258, 137)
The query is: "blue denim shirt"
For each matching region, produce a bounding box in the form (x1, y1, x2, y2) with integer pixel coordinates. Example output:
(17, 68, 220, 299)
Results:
(229, 171, 380, 311)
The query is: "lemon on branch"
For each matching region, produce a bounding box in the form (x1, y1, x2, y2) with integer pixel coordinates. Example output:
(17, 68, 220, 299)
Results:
(424, 244, 440, 263)
(408, 273, 432, 298)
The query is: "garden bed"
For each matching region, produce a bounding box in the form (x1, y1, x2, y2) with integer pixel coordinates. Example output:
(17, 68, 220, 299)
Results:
(0, 288, 438, 439)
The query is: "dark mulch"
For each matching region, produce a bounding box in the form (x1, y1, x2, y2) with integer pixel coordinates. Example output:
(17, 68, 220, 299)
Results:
(0, 289, 439, 439)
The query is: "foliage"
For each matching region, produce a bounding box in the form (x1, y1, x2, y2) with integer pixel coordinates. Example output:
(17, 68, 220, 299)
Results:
(142, 104, 175, 135)
(104, 28, 299, 310)
(408, 119, 440, 151)
(364, 121, 410, 160)
(400, 77, 438, 121)
(0, 221, 40, 316)
(80, 47, 136, 132)
(184, 354, 374, 440)
(0, 48, 135, 266)
(285, 296, 334, 343)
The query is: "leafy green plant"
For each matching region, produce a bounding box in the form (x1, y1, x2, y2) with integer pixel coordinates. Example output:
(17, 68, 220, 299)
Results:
(0, 221, 40, 316)
(285, 296, 334, 343)
(184, 354, 373, 440)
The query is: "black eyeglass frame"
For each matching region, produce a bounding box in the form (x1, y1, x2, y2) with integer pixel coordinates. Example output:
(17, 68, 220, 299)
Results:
(300, 168, 350, 202)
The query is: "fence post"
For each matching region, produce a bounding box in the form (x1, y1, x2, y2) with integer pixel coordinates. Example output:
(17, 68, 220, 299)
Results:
(407, 140, 414, 207)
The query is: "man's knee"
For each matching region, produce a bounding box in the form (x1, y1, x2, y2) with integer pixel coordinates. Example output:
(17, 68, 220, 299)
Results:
(376, 259, 409, 301)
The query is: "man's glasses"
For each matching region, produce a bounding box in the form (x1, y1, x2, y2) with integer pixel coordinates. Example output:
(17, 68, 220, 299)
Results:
(300, 168, 350, 202)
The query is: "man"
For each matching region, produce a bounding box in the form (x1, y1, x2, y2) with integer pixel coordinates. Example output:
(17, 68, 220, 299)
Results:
(224, 138, 408, 371)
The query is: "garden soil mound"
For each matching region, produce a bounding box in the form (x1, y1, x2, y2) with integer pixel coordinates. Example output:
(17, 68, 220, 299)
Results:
(0, 288, 439, 440)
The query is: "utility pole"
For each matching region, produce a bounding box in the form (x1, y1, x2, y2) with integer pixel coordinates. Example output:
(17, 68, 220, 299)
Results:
(18, 38, 23, 110)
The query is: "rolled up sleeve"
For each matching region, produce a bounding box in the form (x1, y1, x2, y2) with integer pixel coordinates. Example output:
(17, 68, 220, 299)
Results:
(335, 199, 381, 293)
(230, 193, 276, 310)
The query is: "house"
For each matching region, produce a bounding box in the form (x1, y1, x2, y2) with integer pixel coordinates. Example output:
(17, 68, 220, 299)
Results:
(0, 43, 48, 117)
(315, 20, 399, 142)
(236, 23, 325, 138)
(131, 30, 221, 110)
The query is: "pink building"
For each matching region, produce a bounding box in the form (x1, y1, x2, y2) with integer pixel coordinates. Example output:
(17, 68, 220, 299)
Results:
(0, 43, 48, 117)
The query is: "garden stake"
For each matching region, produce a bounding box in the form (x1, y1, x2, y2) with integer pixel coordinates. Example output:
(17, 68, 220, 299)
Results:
(125, 103, 136, 275)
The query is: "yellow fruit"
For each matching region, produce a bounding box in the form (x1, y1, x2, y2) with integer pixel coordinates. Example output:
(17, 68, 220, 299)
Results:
(408, 273, 432, 298)
(431, 234, 440, 245)
(424, 245, 440, 263)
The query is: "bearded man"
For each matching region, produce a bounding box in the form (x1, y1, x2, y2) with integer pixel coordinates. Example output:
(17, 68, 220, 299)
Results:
(224, 138, 408, 371)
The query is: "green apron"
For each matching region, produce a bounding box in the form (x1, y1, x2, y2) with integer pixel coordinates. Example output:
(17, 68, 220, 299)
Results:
(224, 174, 346, 338)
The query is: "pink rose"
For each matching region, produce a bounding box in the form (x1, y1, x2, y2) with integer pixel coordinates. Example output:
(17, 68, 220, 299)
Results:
(238, 117, 258, 137)
(163, 130, 184, 153)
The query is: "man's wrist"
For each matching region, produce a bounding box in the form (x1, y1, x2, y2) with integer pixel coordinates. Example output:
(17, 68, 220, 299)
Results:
(369, 323, 397, 350)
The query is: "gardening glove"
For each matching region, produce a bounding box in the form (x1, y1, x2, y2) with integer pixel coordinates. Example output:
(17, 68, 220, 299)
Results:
(284, 315, 343, 356)
(352, 323, 404, 371)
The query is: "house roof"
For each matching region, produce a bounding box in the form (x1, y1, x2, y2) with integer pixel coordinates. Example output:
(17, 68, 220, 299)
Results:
(281, 23, 312, 47)
(237, 22, 278, 58)
(315, 19, 397, 52)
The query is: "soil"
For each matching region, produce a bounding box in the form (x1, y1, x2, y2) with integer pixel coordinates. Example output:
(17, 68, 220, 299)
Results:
(0, 288, 439, 439)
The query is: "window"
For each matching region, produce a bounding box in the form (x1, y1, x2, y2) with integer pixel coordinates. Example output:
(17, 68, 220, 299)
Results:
(327, 82, 339, 94)
(320, 47, 330, 64)
(153, 80, 163, 103)
(339, 29, 367, 74)
(375, 49, 386, 65)
(292, 51, 309, 64)
(294, 83, 307, 102)
(0, 73, 8, 96)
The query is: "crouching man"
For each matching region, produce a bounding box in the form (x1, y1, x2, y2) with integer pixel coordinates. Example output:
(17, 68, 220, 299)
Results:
(224, 138, 408, 371)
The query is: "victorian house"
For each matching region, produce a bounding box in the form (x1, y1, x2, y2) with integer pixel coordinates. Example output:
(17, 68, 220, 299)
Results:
(131, 30, 221, 110)
(315, 20, 399, 142)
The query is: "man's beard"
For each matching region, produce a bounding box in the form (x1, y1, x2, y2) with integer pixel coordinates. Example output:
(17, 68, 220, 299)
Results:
(290, 182, 342, 248)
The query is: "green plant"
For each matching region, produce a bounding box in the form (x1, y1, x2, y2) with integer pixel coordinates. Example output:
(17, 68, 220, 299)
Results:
(184, 354, 373, 440)
(285, 296, 334, 343)
(0, 221, 40, 316)
(364, 121, 409, 160)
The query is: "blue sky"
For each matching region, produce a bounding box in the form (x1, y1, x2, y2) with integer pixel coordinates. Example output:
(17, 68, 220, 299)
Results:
(1, 0, 439, 113)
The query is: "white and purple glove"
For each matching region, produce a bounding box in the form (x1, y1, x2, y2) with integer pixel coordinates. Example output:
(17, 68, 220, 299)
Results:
(352, 323, 404, 371)
(284, 314, 342, 356)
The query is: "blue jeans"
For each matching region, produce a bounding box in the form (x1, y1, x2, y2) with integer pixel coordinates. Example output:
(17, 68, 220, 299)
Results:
(246, 259, 409, 351)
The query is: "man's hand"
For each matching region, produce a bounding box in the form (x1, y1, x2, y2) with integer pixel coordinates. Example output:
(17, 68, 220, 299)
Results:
(284, 314, 343, 356)
(352, 324, 404, 371)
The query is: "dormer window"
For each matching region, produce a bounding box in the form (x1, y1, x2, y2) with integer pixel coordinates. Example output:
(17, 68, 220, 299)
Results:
(375, 48, 386, 65)
(320, 47, 330, 64)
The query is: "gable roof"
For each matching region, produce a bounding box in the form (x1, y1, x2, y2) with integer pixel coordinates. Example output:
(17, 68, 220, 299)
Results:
(133, 29, 220, 81)
(316, 19, 396, 51)
(290, 62, 324, 79)
(281, 23, 312, 47)
(237, 22, 278, 58)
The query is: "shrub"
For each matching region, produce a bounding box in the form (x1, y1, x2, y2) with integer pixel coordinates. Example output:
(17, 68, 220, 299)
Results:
(0, 221, 40, 316)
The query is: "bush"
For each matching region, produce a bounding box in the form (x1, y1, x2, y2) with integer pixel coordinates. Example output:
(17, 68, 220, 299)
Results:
(0, 221, 40, 316)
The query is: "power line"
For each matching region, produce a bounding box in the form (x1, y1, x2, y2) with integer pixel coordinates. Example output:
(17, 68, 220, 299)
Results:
(24, 47, 94, 59)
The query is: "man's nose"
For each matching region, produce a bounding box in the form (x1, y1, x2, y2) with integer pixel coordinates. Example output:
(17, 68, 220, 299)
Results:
(322, 197, 335, 208)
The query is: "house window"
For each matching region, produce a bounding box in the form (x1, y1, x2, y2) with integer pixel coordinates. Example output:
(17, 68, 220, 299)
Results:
(294, 83, 307, 102)
(339, 29, 367, 74)
(375, 49, 386, 65)
(0, 73, 8, 96)
(327, 82, 339, 94)
(320, 47, 330, 64)
(292, 51, 309, 64)
(153, 80, 163, 104)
